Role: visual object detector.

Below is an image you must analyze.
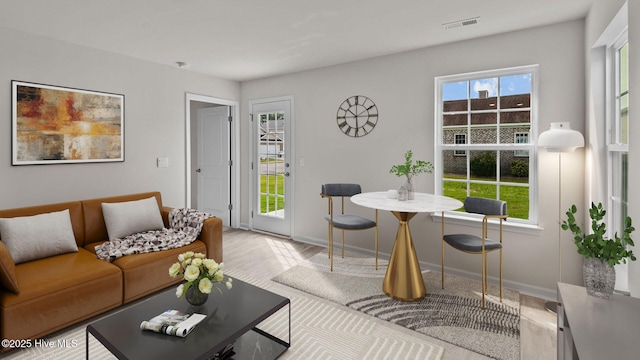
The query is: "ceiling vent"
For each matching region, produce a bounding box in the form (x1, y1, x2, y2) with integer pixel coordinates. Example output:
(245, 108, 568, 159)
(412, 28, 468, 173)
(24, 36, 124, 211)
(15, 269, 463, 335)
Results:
(443, 17, 480, 30)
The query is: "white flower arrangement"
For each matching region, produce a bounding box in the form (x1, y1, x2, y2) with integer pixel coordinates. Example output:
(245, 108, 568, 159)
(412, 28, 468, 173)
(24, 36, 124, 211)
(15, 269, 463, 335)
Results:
(169, 251, 232, 298)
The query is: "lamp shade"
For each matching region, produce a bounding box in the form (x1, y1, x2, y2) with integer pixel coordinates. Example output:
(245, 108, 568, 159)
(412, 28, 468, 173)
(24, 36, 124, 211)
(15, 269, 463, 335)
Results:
(538, 122, 585, 153)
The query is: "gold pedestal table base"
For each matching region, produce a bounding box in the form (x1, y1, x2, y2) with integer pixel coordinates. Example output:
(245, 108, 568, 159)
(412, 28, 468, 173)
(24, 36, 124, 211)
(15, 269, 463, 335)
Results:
(349, 192, 463, 302)
(383, 211, 425, 301)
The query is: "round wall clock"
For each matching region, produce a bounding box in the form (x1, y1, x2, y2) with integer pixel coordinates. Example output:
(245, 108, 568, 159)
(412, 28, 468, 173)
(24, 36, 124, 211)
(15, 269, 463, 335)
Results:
(336, 95, 378, 137)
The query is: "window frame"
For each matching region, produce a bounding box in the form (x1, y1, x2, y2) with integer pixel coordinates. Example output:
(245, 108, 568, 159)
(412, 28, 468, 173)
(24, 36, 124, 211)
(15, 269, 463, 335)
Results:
(605, 30, 629, 249)
(434, 65, 539, 226)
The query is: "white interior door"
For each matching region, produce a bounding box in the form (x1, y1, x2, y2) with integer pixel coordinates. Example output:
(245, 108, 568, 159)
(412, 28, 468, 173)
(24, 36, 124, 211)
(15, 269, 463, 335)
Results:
(197, 106, 230, 226)
(250, 98, 292, 236)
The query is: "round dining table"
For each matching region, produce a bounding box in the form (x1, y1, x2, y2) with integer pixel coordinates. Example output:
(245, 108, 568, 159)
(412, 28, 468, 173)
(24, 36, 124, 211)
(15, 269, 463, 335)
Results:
(351, 191, 463, 301)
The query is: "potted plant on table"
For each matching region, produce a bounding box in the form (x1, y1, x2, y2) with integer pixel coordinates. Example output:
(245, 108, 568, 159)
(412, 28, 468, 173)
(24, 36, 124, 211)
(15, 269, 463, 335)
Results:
(169, 251, 233, 306)
(562, 202, 636, 299)
(389, 150, 433, 200)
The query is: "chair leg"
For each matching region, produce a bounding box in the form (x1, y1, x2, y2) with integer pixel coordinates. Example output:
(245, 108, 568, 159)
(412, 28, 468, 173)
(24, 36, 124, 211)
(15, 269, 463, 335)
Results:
(375, 210, 379, 270)
(481, 251, 486, 309)
(484, 253, 489, 295)
(441, 239, 445, 289)
(341, 230, 345, 258)
(441, 211, 445, 289)
(329, 225, 334, 272)
(328, 222, 331, 258)
(374, 226, 379, 270)
(330, 247, 333, 271)
(500, 248, 503, 302)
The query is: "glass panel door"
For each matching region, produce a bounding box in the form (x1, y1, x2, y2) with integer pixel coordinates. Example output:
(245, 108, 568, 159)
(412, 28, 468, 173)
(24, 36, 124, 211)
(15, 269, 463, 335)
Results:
(250, 98, 292, 236)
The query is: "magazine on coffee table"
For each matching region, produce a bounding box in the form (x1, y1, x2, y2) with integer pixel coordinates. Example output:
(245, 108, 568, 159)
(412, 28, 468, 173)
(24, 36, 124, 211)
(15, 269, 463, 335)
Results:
(140, 309, 206, 337)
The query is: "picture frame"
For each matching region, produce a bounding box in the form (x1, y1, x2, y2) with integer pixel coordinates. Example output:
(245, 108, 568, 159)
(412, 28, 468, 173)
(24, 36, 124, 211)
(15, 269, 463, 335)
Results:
(11, 81, 124, 165)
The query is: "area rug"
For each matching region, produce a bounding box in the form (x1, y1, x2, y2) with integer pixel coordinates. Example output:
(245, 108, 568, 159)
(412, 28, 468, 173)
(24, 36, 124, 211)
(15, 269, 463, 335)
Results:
(272, 252, 520, 360)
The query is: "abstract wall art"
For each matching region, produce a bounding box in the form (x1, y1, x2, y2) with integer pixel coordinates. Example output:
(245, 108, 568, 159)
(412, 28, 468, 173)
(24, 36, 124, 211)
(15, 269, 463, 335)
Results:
(11, 81, 124, 165)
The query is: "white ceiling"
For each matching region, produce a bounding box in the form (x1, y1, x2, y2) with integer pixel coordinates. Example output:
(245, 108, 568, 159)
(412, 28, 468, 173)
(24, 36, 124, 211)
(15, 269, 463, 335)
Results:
(0, 0, 593, 82)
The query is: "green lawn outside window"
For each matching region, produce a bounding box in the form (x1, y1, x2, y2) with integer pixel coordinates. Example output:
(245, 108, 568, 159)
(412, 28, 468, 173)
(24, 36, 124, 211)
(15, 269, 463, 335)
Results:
(443, 175, 529, 219)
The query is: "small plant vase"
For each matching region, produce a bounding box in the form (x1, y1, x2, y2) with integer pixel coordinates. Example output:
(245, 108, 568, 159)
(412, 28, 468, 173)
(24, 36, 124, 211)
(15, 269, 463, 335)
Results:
(404, 177, 414, 200)
(583, 257, 616, 299)
(397, 185, 408, 201)
(185, 285, 209, 306)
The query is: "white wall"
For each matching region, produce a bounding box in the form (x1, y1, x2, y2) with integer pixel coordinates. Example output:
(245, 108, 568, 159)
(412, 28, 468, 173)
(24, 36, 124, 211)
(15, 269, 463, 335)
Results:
(0, 26, 239, 209)
(240, 20, 586, 298)
(625, 0, 640, 296)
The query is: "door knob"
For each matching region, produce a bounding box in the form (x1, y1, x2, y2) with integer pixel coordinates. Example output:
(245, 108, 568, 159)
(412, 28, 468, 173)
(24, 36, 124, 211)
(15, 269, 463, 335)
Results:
(195, 168, 202, 173)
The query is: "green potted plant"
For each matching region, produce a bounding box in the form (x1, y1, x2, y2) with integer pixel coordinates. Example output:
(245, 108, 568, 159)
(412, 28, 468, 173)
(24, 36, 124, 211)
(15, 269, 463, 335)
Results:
(389, 150, 433, 200)
(562, 202, 636, 298)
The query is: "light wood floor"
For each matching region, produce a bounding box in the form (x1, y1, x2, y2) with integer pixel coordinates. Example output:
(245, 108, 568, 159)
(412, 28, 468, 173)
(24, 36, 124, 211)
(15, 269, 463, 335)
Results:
(223, 228, 558, 360)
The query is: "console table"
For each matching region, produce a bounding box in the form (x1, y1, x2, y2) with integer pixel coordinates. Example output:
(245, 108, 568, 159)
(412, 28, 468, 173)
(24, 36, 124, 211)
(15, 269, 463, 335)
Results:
(557, 282, 640, 359)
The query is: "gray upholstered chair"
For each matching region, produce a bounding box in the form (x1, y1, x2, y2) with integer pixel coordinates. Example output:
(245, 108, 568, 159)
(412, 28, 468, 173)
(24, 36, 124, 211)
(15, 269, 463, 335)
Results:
(320, 183, 378, 271)
(441, 196, 508, 308)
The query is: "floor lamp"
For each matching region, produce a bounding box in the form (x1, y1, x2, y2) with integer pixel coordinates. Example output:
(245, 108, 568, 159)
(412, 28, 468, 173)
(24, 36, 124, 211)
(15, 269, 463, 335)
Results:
(537, 122, 584, 313)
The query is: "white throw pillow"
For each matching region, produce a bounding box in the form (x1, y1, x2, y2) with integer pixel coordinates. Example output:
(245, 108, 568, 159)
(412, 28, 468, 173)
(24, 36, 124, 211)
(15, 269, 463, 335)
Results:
(0, 209, 78, 264)
(102, 197, 164, 240)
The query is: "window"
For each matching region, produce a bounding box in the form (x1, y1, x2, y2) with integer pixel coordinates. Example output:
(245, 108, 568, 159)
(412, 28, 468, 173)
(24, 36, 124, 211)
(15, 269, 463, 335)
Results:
(454, 134, 467, 156)
(435, 65, 538, 224)
(514, 132, 529, 157)
(607, 33, 629, 244)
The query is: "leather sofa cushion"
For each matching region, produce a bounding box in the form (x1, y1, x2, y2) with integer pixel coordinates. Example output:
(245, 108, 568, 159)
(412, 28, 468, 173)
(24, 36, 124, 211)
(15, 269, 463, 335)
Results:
(109, 240, 206, 303)
(0, 241, 19, 294)
(1, 248, 121, 307)
(0, 248, 122, 342)
(0, 201, 83, 294)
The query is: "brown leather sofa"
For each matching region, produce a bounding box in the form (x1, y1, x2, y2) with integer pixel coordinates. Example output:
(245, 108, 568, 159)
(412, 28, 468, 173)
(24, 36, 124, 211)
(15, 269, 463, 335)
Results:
(0, 192, 223, 350)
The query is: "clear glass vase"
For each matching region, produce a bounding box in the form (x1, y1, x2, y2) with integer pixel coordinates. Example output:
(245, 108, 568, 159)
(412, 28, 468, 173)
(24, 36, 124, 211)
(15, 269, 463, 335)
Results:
(583, 257, 616, 299)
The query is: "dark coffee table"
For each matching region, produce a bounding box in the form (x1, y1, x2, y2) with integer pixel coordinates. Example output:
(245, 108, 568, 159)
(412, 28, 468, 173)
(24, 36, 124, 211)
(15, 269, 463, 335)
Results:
(86, 277, 290, 359)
